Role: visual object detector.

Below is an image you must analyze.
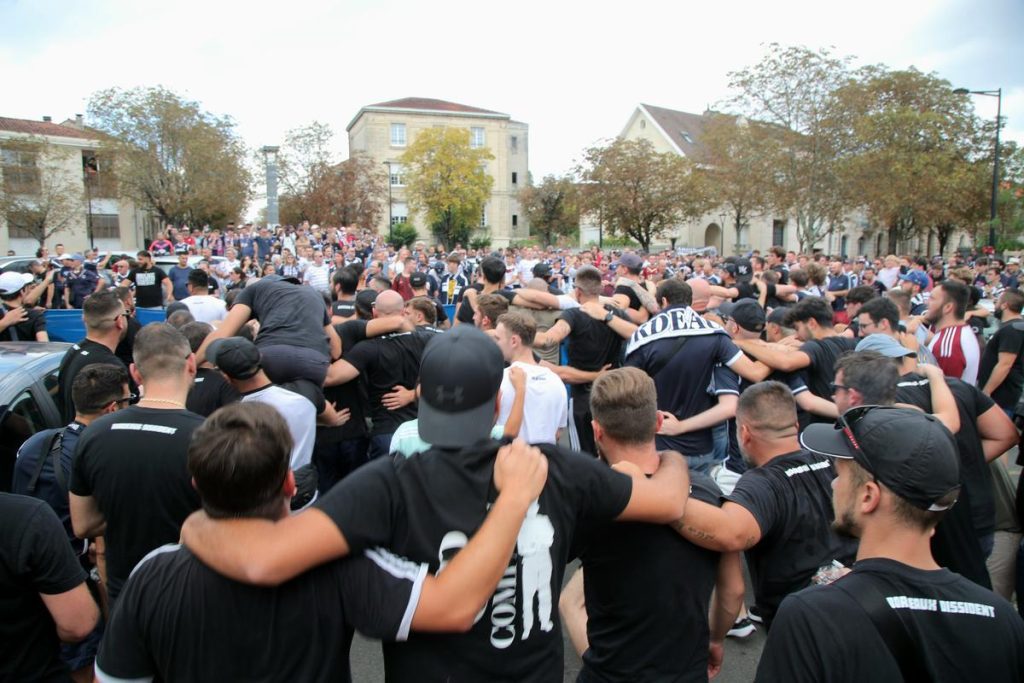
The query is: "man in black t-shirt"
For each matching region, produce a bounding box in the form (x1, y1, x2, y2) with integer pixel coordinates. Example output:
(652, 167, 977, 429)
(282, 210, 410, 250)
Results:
(676, 381, 858, 628)
(0, 494, 99, 683)
(610, 252, 655, 323)
(69, 324, 204, 605)
(560, 368, 744, 682)
(180, 325, 691, 682)
(180, 322, 241, 417)
(734, 296, 857, 407)
(0, 271, 48, 342)
(330, 267, 360, 323)
(121, 250, 172, 309)
(979, 289, 1024, 413)
(55, 290, 129, 422)
(97, 402, 550, 683)
(759, 407, 1024, 682)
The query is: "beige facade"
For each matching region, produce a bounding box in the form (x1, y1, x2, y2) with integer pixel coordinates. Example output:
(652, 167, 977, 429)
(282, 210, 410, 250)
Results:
(615, 104, 926, 258)
(0, 116, 150, 257)
(347, 98, 529, 248)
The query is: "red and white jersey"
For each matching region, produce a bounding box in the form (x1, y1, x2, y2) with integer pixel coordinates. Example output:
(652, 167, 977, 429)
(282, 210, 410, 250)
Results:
(928, 323, 980, 385)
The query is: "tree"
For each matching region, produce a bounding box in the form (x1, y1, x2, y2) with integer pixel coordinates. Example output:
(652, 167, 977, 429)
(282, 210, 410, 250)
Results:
(87, 86, 251, 229)
(0, 138, 83, 248)
(400, 127, 494, 249)
(578, 138, 712, 252)
(278, 150, 387, 228)
(518, 174, 579, 247)
(699, 112, 781, 251)
(832, 67, 989, 255)
(727, 44, 852, 251)
(994, 142, 1024, 246)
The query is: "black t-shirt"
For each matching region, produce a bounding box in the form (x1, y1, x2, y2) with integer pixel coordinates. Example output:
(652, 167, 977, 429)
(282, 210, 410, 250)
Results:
(186, 367, 241, 417)
(978, 320, 1024, 409)
(127, 266, 168, 307)
(69, 406, 203, 602)
(315, 440, 633, 682)
(0, 305, 46, 342)
(332, 299, 357, 320)
(560, 307, 628, 398)
(756, 558, 1024, 682)
(722, 364, 809, 475)
(342, 328, 430, 436)
(96, 543, 425, 683)
(115, 315, 143, 369)
(455, 285, 517, 324)
(56, 339, 126, 423)
(799, 335, 859, 401)
(576, 473, 723, 683)
(236, 278, 331, 356)
(613, 284, 643, 311)
(0, 493, 87, 683)
(726, 449, 858, 627)
(625, 317, 742, 455)
(320, 320, 371, 443)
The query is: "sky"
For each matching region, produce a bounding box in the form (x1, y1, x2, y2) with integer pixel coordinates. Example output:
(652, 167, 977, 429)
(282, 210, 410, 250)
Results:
(2, 0, 1021, 182)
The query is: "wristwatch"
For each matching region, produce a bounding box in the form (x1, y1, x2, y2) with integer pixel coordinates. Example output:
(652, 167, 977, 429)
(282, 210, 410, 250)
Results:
(603, 310, 615, 323)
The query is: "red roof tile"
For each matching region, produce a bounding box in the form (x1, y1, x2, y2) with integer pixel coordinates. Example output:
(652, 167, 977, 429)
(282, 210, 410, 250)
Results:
(366, 98, 507, 116)
(0, 116, 99, 141)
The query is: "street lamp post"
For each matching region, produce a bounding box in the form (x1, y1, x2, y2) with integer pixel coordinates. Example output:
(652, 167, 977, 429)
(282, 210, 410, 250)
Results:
(954, 87, 1002, 249)
(261, 146, 280, 227)
(383, 161, 393, 243)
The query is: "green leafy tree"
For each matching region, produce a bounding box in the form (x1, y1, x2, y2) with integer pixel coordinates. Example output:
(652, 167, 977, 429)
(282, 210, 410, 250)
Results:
(518, 174, 579, 247)
(727, 44, 852, 251)
(400, 127, 494, 249)
(0, 138, 83, 248)
(87, 86, 251, 229)
(390, 223, 418, 249)
(993, 142, 1024, 244)
(578, 138, 712, 252)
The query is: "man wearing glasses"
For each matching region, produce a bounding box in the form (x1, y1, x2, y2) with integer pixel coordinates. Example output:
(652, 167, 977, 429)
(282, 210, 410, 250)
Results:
(757, 406, 1024, 682)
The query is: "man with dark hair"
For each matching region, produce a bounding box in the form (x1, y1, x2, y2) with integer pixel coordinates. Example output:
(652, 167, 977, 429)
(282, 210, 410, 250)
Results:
(55, 290, 129, 422)
(181, 325, 691, 681)
(98, 401, 551, 683)
(439, 254, 469, 306)
(0, 271, 48, 342)
(734, 296, 857, 406)
(409, 271, 449, 328)
(624, 279, 766, 472)
(330, 267, 359, 323)
(841, 285, 877, 337)
(167, 252, 193, 301)
(560, 367, 745, 681)
(674, 381, 858, 628)
(979, 289, 1024, 412)
(69, 324, 204, 606)
(455, 255, 512, 324)
(758, 407, 1024, 681)
(180, 321, 240, 417)
(925, 279, 980, 384)
(180, 269, 227, 323)
(121, 250, 172, 309)
(474, 293, 510, 332)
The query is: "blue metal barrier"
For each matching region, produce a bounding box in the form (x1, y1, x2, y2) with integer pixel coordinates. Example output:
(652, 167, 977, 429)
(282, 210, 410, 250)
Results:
(45, 309, 166, 342)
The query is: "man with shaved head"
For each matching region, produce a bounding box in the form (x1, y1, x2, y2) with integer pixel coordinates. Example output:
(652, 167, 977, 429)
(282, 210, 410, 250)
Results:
(326, 289, 436, 459)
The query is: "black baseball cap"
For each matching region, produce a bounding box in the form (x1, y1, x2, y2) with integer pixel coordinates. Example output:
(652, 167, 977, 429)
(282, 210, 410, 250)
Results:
(717, 298, 765, 333)
(355, 289, 378, 318)
(409, 271, 428, 288)
(532, 262, 552, 279)
(208, 337, 262, 380)
(724, 258, 753, 282)
(417, 326, 503, 448)
(800, 406, 960, 512)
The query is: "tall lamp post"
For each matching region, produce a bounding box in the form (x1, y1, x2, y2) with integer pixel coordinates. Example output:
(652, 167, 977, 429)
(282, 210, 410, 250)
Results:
(953, 87, 1002, 249)
(383, 161, 394, 243)
(261, 146, 280, 227)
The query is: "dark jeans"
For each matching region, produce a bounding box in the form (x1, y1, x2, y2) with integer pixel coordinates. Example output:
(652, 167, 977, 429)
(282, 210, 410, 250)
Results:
(313, 437, 369, 494)
(260, 344, 329, 387)
(368, 433, 396, 461)
(1017, 539, 1024, 619)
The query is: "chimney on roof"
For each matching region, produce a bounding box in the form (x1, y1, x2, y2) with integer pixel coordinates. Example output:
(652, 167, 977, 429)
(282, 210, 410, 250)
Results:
(42, 116, 52, 122)
(75, 114, 83, 126)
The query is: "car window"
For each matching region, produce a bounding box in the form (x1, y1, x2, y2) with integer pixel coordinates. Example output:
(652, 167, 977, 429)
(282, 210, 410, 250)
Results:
(43, 368, 60, 399)
(0, 389, 48, 491)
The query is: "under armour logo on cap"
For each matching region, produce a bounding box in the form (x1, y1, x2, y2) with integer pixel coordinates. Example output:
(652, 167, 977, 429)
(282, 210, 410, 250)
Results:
(435, 385, 464, 406)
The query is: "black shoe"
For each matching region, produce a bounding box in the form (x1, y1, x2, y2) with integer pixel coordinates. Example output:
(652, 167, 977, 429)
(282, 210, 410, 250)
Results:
(748, 605, 764, 624)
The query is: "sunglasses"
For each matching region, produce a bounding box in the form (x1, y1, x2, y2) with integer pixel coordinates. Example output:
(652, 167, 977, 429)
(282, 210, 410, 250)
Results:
(113, 393, 138, 407)
(834, 404, 883, 471)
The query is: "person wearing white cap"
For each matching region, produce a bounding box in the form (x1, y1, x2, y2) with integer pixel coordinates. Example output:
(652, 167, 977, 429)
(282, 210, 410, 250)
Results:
(0, 271, 48, 341)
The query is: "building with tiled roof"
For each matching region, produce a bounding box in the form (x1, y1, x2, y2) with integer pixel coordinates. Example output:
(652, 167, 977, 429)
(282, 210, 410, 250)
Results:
(348, 98, 528, 246)
(1, 115, 150, 255)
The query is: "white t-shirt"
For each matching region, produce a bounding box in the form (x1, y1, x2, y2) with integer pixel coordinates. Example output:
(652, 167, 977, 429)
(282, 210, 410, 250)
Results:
(241, 385, 316, 469)
(180, 295, 227, 324)
(518, 259, 539, 284)
(498, 361, 568, 445)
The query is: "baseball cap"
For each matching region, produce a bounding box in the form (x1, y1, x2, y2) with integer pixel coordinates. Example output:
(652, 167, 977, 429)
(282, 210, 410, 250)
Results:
(70, 253, 85, 261)
(611, 253, 644, 272)
(355, 289, 378, 318)
(855, 333, 914, 358)
(898, 270, 929, 289)
(532, 262, 552, 279)
(0, 271, 32, 296)
(60, 253, 75, 261)
(165, 301, 190, 317)
(1009, 257, 1021, 265)
(800, 406, 960, 511)
(417, 326, 503, 448)
(717, 298, 765, 333)
(766, 306, 790, 327)
(724, 258, 753, 282)
(208, 337, 262, 380)
(409, 271, 428, 288)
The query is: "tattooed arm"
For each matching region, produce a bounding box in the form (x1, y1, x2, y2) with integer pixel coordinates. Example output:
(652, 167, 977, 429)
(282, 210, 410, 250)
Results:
(670, 499, 762, 553)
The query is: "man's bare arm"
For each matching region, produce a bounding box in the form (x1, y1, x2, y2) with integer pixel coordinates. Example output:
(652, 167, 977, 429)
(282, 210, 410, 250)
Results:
(708, 551, 745, 679)
(195, 303, 252, 365)
(40, 583, 99, 643)
(981, 352, 1016, 396)
(614, 450, 689, 523)
(795, 392, 838, 419)
(533, 319, 571, 348)
(976, 404, 1017, 463)
(732, 338, 811, 373)
(658, 395, 737, 436)
(671, 499, 762, 553)
(918, 364, 960, 434)
(69, 493, 106, 539)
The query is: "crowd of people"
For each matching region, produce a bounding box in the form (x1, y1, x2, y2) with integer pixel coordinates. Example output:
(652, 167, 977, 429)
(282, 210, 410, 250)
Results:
(3, 220, 1024, 682)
